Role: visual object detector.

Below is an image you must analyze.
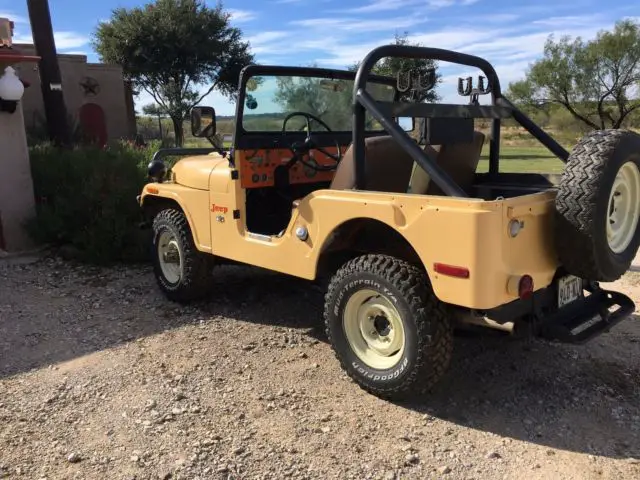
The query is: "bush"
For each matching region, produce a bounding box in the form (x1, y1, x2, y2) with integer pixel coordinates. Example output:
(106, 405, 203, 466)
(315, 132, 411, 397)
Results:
(27, 141, 161, 264)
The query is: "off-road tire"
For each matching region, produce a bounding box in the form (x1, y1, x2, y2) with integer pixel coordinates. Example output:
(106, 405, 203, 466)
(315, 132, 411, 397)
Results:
(151, 208, 213, 303)
(555, 129, 640, 281)
(323, 254, 453, 400)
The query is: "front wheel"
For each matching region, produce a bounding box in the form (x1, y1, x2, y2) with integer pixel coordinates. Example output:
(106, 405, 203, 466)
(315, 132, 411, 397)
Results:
(323, 254, 453, 400)
(151, 208, 214, 303)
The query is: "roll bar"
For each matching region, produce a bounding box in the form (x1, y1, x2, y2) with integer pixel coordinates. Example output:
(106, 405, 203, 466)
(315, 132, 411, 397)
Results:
(351, 44, 570, 194)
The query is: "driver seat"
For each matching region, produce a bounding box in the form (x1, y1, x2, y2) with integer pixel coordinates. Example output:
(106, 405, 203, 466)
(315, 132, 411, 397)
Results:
(329, 135, 416, 193)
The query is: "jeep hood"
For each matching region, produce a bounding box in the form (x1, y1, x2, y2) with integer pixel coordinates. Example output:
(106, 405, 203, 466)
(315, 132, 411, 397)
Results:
(171, 153, 228, 190)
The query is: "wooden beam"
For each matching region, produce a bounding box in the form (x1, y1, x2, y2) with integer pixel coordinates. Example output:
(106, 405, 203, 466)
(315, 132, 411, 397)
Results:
(26, 0, 71, 147)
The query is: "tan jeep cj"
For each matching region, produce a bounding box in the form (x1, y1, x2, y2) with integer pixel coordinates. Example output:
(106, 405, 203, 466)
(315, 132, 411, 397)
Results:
(138, 44, 639, 400)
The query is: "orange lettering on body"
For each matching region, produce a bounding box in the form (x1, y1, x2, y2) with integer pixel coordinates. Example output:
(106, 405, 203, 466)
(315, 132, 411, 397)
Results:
(210, 204, 229, 214)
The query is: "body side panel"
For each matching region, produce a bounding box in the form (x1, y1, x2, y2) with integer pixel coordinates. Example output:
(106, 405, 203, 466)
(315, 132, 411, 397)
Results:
(205, 185, 559, 310)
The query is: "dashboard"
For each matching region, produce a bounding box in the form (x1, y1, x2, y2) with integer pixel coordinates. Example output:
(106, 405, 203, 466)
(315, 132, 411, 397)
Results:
(236, 145, 346, 189)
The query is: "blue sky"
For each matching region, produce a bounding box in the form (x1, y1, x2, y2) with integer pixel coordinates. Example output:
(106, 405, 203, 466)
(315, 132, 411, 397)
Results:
(1, 0, 639, 116)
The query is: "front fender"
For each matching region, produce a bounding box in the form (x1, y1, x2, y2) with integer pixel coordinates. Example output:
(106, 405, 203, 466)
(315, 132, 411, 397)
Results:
(139, 183, 212, 253)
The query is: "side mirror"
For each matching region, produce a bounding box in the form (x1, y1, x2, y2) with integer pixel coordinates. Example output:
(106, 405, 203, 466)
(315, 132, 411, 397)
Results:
(191, 106, 216, 138)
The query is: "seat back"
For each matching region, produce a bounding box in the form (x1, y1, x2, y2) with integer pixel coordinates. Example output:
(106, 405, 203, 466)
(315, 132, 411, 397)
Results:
(329, 135, 416, 193)
(408, 130, 485, 196)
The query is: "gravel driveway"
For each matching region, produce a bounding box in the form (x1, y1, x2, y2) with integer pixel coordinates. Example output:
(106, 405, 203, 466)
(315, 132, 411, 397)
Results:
(1, 255, 639, 480)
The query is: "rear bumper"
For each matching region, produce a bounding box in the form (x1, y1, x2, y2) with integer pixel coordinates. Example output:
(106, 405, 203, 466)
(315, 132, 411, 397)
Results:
(483, 274, 635, 344)
(538, 286, 635, 343)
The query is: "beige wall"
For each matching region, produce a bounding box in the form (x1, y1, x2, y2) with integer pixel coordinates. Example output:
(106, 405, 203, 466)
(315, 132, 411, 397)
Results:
(0, 103, 36, 252)
(13, 43, 135, 141)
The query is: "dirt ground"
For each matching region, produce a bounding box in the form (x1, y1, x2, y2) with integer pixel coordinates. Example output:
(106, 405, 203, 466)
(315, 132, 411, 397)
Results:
(1, 255, 639, 480)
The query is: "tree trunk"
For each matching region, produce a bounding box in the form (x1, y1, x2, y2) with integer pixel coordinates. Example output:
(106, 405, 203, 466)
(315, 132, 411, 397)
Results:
(171, 116, 184, 147)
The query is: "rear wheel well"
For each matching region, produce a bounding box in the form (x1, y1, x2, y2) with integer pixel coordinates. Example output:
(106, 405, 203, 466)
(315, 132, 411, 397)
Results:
(317, 219, 424, 279)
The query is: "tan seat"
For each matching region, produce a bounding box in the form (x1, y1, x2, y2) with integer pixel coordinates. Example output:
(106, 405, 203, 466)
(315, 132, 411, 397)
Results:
(408, 131, 485, 196)
(329, 135, 416, 193)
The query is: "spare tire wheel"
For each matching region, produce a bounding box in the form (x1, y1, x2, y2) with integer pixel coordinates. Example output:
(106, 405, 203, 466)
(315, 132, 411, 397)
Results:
(555, 129, 640, 282)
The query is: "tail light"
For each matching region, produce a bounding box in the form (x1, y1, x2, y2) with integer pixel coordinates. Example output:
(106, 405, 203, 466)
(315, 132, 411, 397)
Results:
(507, 274, 534, 299)
(518, 275, 534, 299)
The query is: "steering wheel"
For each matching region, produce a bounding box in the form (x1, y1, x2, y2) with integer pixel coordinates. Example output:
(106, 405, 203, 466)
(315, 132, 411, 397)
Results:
(281, 111, 342, 172)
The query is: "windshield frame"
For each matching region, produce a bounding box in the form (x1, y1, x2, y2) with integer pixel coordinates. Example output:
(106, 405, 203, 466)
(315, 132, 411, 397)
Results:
(232, 64, 400, 150)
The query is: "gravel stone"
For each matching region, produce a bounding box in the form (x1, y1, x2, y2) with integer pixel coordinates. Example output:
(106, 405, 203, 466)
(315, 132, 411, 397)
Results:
(1, 256, 639, 479)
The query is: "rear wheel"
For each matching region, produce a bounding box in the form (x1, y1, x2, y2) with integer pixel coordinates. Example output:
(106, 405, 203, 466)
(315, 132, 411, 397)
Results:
(555, 129, 640, 281)
(323, 254, 453, 399)
(151, 208, 213, 303)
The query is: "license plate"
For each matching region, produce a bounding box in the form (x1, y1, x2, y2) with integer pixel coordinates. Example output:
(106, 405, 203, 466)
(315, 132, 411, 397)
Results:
(558, 275, 582, 308)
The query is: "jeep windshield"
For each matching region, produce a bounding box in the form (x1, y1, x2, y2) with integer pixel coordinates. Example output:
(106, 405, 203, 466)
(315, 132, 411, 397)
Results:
(240, 73, 399, 132)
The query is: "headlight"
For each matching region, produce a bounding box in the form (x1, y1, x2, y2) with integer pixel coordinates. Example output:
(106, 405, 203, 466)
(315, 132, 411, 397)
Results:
(147, 160, 167, 182)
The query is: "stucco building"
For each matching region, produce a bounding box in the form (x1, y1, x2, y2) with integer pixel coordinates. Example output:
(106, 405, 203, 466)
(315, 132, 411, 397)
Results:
(13, 43, 137, 144)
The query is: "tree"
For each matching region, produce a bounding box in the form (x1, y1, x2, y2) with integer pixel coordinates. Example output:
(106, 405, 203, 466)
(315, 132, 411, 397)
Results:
(93, 0, 255, 146)
(142, 103, 168, 139)
(506, 19, 640, 130)
(273, 73, 393, 130)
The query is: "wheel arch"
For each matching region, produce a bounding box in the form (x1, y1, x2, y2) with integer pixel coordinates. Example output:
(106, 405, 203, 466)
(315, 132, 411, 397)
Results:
(141, 194, 203, 249)
(316, 217, 426, 279)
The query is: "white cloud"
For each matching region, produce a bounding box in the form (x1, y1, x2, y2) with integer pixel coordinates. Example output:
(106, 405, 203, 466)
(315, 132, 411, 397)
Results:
(290, 16, 427, 32)
(531, 14, 604, 27)
(12, 29, 89, 49)
(246, 31, 294, 54)
(273, 0, 332, 4)
(341, 0, 420, 14)
(112, 4, 640, 116)
(474, 13, 520, 24)
(53, 32, 89, 49)
(227, 9, 257, 23)
(60, 51, 87, 56)
(338, 0, 475, 13)
(0, 11, 27, 24)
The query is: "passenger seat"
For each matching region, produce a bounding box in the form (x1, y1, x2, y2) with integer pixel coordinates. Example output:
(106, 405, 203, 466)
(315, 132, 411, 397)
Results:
(329, 135, 416, 193)
(408, 130, 485, 196)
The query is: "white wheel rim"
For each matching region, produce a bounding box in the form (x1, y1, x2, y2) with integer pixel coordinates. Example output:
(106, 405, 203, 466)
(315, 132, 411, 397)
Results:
(343, 289, 405, 370)
(158, 231, 182, 284)
(606, 161, 640, 254)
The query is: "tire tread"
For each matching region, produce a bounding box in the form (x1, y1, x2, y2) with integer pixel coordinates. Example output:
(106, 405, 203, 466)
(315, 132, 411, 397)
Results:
(323, 254, 453, 399)
(555, 129, 635, 281)
(152, 208, 213, 303)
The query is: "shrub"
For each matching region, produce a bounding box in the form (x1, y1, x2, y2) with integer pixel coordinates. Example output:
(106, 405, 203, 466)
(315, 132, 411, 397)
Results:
(27, 141, 160, 264)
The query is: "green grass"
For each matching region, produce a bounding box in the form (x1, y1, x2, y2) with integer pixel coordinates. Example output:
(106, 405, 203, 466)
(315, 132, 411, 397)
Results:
(181, 139, 566, 174)
(477, 145, 565, 174)
(182, 139, 232, 148)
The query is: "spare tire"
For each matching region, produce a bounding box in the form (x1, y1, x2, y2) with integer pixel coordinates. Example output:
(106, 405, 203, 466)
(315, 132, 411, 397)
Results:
(555, 129, 640, 282)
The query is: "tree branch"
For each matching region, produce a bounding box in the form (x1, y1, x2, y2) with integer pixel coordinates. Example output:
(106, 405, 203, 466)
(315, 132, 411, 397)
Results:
(189, 80, 220, 109)
(560, 93, 600, 130)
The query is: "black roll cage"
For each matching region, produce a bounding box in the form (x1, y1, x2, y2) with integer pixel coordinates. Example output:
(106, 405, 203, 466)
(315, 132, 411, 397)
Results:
(352, 45, 570, 197)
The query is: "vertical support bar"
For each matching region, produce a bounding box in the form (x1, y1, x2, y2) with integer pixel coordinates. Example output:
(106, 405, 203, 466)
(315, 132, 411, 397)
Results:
(353, 98, 367, 190)
(489, 118, 500, 176)
(26, 0, 71, 148)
